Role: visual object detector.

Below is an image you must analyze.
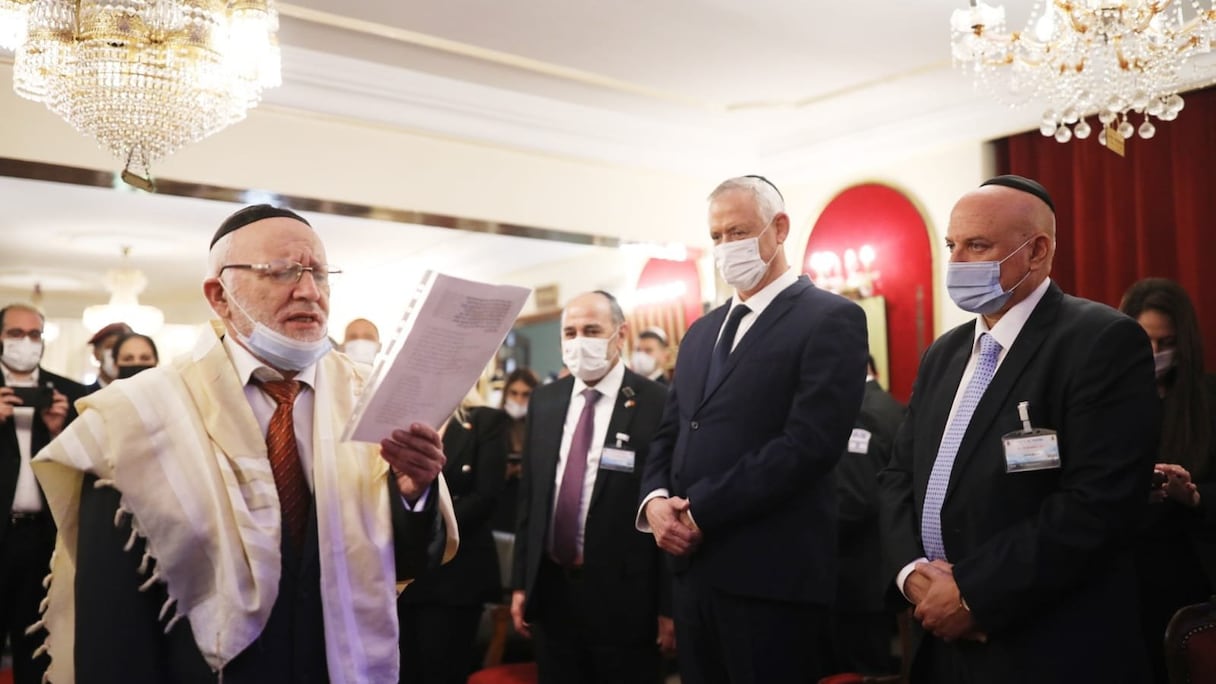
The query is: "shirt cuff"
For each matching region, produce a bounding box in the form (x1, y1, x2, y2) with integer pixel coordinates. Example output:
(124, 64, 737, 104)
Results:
(896, 557, 928, 602)
(402, 487, 430, 513)
(636, 488, 670, 532)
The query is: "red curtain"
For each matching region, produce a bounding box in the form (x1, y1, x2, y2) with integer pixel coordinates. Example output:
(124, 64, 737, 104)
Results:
(995, 86, 1216, 371)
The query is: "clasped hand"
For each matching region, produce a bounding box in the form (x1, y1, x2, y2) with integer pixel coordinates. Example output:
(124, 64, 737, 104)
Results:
(908, 560, 987, 643)
(645, 496, 702, 557)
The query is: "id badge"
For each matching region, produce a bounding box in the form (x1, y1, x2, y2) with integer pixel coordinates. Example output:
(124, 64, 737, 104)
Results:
(1002, 429, 1061, 472)
(599, 447, 636, 473)
(847, 428, 872, 454)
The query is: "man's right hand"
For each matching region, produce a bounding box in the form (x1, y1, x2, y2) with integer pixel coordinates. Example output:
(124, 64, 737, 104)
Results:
(510, 590, 531, 638)
(0, 388, 19, 423)
(645, 496, 703, 557)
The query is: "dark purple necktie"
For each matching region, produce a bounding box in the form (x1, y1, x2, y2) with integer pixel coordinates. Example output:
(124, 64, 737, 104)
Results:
(551, 387, 601, 567)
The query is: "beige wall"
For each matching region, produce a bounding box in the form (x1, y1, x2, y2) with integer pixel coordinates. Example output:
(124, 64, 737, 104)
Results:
(0, 60, 995, 379)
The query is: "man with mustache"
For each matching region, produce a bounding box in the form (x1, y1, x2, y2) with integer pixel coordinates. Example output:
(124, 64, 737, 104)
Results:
(33, 205, 457, 683)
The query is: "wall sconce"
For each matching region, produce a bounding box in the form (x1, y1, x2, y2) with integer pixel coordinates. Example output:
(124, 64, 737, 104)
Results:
(808, 245, 880, 298)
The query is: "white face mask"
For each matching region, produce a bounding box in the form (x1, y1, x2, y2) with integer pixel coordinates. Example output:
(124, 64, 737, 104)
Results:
(1154, 348, 1176, 378)
(223, 284, 331, 371)
(713, 222, 778, 292)
(101, 348, 118, 380)
(630, 349, 657, 376)
(562, 332, 617, 383)
(2, 338, 43, 373)
(343, 339, 380, 365)
(503, 398, 528, 420)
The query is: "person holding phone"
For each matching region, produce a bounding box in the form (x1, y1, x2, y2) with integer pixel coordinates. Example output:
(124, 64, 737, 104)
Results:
(1119, 278, 1216, 684)
(0, 303, 86, 684)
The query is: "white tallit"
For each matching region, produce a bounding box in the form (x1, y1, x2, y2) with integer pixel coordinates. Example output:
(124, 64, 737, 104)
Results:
(32, 322, 458, 683)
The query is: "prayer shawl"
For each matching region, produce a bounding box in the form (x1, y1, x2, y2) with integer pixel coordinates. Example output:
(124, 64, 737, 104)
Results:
(32, 323, 459, 683)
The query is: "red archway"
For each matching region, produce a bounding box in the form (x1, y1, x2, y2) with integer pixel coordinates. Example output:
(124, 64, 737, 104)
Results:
(804, 184, 934, 403)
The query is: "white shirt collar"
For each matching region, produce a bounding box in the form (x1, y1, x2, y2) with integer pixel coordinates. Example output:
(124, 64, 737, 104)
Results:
(1, 365, 39, 387)
(572, 356, 625, 404)
(731, 267, 799, 317)
(974, 277, 1053, 352)
(222, 334, 318, 389)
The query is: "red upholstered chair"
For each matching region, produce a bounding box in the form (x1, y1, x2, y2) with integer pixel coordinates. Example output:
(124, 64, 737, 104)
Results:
(1165, 596, 1216, 684)
(467, 662, 537, 684)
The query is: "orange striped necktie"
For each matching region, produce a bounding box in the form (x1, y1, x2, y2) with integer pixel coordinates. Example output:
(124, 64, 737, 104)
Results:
(255, 379, 310, 550)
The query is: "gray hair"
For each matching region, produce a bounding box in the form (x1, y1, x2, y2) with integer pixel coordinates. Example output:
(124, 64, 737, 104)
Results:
(709, 176, 786, 224)
(561, 290, 625, 328)
(207, 231, 235, 283)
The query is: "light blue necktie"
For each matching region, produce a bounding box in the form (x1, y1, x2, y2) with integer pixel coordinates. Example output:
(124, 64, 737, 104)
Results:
(921, 332, 1003, 561)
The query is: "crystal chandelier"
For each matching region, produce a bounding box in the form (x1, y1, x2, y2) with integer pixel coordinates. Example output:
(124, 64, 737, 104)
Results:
(82, 247, 165, 333)
(950, 0, 1216, 148)
(0, 0, 281, 189)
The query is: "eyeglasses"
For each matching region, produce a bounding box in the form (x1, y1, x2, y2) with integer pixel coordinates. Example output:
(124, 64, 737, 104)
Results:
(219, 260, 342, 285)
(2, 328, 42, 342)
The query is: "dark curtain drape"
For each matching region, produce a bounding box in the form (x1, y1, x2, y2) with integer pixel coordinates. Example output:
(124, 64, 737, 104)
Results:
(995, 86, 1216, 371)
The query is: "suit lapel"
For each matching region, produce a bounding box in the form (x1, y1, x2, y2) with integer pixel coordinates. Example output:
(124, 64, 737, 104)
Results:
(914, 329, 975, 499)
(441, 417, 472, 477)
(944, 285, 1063, 498)
(535, 377, 574, 517)
(587, 373, 640, 514)
(698, 277, 810, 407)
(687, 305, 728, 405)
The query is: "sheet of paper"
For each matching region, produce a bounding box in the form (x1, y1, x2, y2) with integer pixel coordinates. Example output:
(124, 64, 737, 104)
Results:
(342, 271, 531, 443)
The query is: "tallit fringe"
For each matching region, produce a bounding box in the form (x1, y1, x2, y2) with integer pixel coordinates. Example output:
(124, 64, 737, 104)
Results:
(115, 502, 188, 637)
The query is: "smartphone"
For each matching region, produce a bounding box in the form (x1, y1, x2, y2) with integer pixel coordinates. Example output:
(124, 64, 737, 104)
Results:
(9, 386, 52, 410)
(1151, 470, 1168, 488)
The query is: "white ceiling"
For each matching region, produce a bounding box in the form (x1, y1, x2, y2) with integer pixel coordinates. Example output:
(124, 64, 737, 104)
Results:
(5, 1, 1216, 323)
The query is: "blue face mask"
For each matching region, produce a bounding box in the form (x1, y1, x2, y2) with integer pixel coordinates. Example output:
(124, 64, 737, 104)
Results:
(946, 237, 1035, 315)
(222, 284, 332, 371)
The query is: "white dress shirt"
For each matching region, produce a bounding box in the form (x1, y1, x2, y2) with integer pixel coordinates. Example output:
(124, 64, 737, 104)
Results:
(4, 366, 42, 512)
(549, 358, 625, 564)
(222, 336, 428, 510)
(635, 267, 801, 531)
(896, 277, 1052, 598)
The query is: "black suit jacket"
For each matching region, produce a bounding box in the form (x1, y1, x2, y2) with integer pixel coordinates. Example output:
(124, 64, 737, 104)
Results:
(1, 367, 85, 538)
(512, 368, 669, 641)
(877, 283, 1158, 683)
(401, 405, 510, 606)
(835, 379, 905, 613)
(74, 473, 442, 683)
(640, 275, 868, 604)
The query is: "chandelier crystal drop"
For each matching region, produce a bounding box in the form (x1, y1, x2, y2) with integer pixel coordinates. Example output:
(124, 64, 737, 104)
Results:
(950, 0, 1216, 146)
(0, 0, 281, 188)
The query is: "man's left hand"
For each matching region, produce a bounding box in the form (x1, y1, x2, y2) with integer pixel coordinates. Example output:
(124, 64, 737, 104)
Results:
(40, 390, 69, 437)
(657, 615, 677, 657)
(381, 423, 446, 503)
(912, 561, 984, 642)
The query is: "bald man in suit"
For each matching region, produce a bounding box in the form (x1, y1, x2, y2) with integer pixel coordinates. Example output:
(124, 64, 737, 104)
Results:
(878, 176, 1158, 683)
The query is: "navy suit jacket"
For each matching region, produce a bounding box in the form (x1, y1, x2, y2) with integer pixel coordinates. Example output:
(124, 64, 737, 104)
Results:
(877, 283, 1158, 683)
(513, 369, 670, 640)
(640, 275, 868, 604)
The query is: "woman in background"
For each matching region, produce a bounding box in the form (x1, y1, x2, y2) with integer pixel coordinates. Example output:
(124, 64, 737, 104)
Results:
(1120, 277, 1216, 684)
(112, 333, 159, 379)
(491, 368, 539, 534)
(398, 389, 511, 684)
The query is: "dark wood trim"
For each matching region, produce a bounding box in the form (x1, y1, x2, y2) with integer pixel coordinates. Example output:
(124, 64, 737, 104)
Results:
(0, 156, 621, 248)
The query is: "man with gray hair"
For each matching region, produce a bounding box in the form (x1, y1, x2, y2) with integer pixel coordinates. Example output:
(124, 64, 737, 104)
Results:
(33, 204, 457, 683)
(639, 175, 869, 682)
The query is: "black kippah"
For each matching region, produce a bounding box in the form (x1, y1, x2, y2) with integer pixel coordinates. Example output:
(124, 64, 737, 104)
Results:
(210, 204, 311, 249)
(979, 175, 1055, 212)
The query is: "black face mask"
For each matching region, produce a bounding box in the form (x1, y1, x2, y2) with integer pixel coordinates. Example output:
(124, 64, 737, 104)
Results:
(117, 364, 156, 379)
